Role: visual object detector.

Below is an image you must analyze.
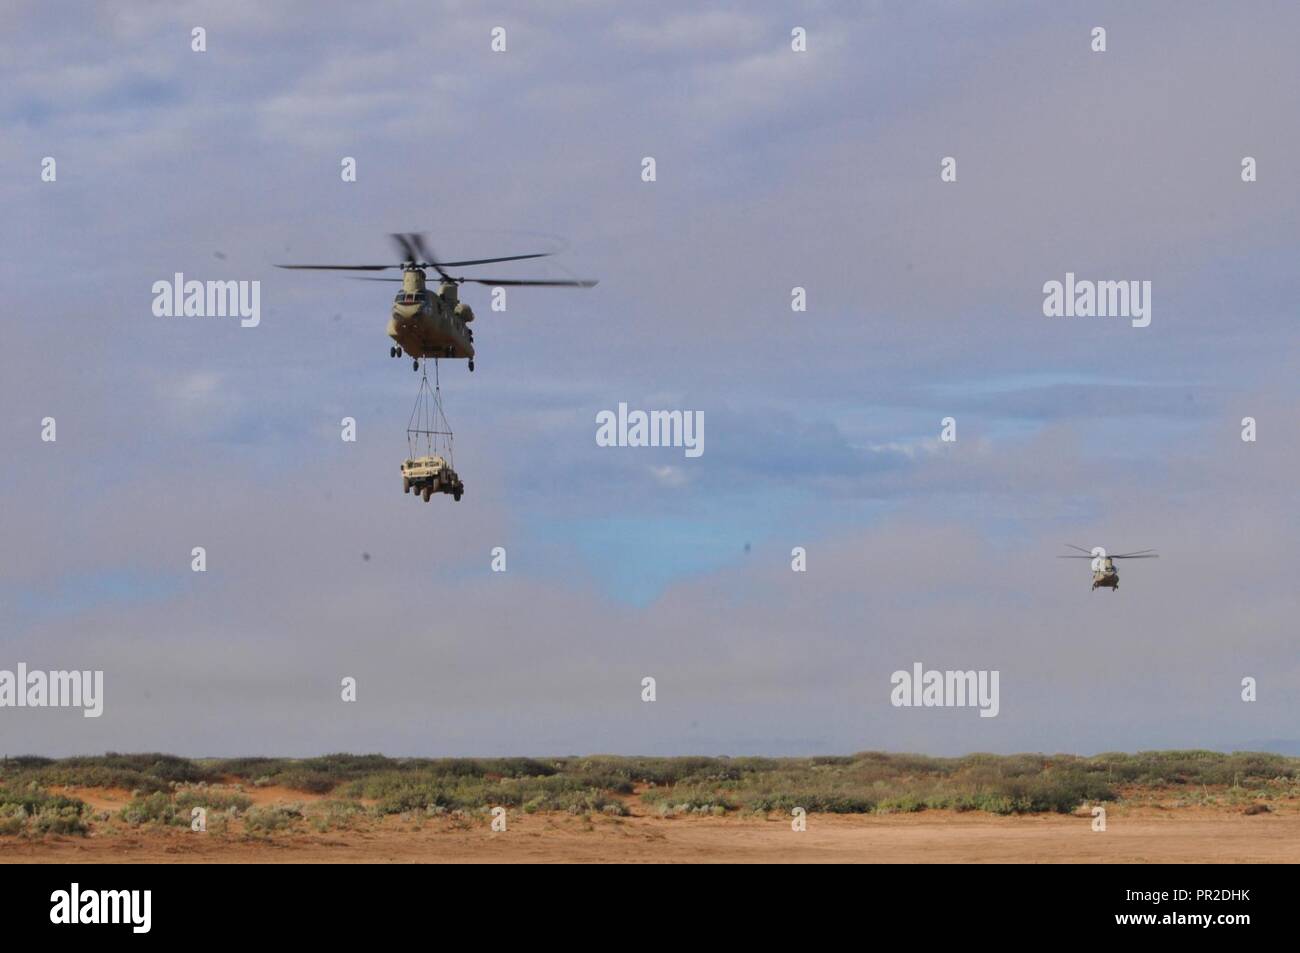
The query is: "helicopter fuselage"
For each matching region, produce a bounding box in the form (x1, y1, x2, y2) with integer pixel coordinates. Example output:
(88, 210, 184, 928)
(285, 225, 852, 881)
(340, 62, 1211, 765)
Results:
(386, 271, 475, 363)
(1091, 570, 1119, 590)
(1091, 556, 1118, 590)
(1062, 547, 1155, 591)
(277, 234, 595, 373)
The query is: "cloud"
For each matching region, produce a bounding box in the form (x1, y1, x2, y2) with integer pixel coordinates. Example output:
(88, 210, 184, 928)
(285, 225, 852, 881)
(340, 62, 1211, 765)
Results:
(2, 1, 1297, 756)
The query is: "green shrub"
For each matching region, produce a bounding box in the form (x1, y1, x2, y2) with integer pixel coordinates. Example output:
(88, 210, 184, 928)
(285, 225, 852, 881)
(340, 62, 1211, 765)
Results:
(0, 786, 89, 836)
(244, 804, 303, 833)
(0, 804, 26, 835)
(4, 750, 1293, 827)
(174, 788, 253, 813)
(119, 792, 182, 826)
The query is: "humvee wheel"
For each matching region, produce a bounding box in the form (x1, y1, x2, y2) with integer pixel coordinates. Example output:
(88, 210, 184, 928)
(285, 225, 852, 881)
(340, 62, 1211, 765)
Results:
(422, 487, 432, 502)
(454, 491, 462, 501)
(402, 478, 410, 493)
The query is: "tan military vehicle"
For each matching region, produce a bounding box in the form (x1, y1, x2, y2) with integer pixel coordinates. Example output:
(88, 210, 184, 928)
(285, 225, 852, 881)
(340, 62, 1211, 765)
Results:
(402, 455, 464, 502)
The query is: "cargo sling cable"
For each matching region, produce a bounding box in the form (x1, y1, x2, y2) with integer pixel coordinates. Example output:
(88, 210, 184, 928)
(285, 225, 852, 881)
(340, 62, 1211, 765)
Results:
(407, 358, 453, 460)
(402, 358, 465, 502)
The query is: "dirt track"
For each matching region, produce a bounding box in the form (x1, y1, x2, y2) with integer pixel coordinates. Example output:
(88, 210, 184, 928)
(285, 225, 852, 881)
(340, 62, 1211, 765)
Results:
(4, 804, 1297, 864)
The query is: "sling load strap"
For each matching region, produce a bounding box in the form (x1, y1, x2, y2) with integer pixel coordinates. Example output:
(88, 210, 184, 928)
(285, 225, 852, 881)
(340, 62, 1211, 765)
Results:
(406, 358, 454, 464)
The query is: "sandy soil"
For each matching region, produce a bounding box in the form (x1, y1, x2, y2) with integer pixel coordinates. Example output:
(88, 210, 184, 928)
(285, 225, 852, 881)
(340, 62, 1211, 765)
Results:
(4, 798, 1297, 863)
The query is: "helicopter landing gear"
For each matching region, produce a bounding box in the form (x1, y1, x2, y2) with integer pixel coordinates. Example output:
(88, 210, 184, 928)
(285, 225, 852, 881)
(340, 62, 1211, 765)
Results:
(468, 360, 475, 372)
(413, 358, 419, 371)
(390, 346, 397, 358)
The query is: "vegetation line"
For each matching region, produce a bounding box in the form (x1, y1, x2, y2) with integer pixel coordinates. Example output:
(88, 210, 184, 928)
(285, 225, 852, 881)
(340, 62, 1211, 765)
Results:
(2, 750, 1294, 837)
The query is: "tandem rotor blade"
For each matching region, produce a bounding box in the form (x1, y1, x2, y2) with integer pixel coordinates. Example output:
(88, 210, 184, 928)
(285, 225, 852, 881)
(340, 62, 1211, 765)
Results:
(410, 234, 452, 281)
(391, 233, 421, 265)
(461, 278, 598, 287)
(409, 233, 434, 264)
(350, 276, 595, 287)
(281, 234, 592, 285)
(1064, 544, 1095, 555)
(1112, 549, 1158, 558)
(276, 264, 396, 271)
(434, 253, 554, 267)
(1112, 554, 1159, 559)
(391, 233, 450, 281)
(397, 232, 555, 269)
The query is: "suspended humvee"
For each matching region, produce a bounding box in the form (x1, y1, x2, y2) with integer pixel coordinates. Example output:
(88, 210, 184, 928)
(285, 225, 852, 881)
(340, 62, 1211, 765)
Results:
(402, 455, 464, 502)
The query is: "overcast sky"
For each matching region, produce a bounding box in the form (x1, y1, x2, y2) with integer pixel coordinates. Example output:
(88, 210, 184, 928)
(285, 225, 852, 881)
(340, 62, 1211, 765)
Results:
(2, 1, 1297, 758)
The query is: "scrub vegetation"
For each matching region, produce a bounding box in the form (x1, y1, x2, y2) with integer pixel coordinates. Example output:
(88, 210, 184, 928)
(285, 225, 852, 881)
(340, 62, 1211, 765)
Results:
(0, 749, 1295, 836)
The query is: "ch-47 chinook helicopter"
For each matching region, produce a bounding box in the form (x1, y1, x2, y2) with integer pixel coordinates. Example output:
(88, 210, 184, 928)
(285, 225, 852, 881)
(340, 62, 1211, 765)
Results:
(1058, 545, 1158, 591)
(277, 233, 596, 372)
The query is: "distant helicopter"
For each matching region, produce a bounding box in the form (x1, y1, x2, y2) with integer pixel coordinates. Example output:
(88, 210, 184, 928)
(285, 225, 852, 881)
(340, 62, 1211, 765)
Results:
(277, 233, 596, 372)
(1059, 545, 1158, 591)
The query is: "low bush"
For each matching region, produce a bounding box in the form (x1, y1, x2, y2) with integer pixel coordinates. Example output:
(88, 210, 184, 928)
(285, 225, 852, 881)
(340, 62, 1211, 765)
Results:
(0, 785, 89, 835)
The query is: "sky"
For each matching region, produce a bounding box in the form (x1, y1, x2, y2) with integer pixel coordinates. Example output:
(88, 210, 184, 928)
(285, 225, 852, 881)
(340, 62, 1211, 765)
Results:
(1, 0, 1297, 758)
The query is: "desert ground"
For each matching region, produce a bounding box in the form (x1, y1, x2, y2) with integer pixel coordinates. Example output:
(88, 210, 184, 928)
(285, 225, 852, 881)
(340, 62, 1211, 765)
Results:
(3, 783, 1297, 864)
